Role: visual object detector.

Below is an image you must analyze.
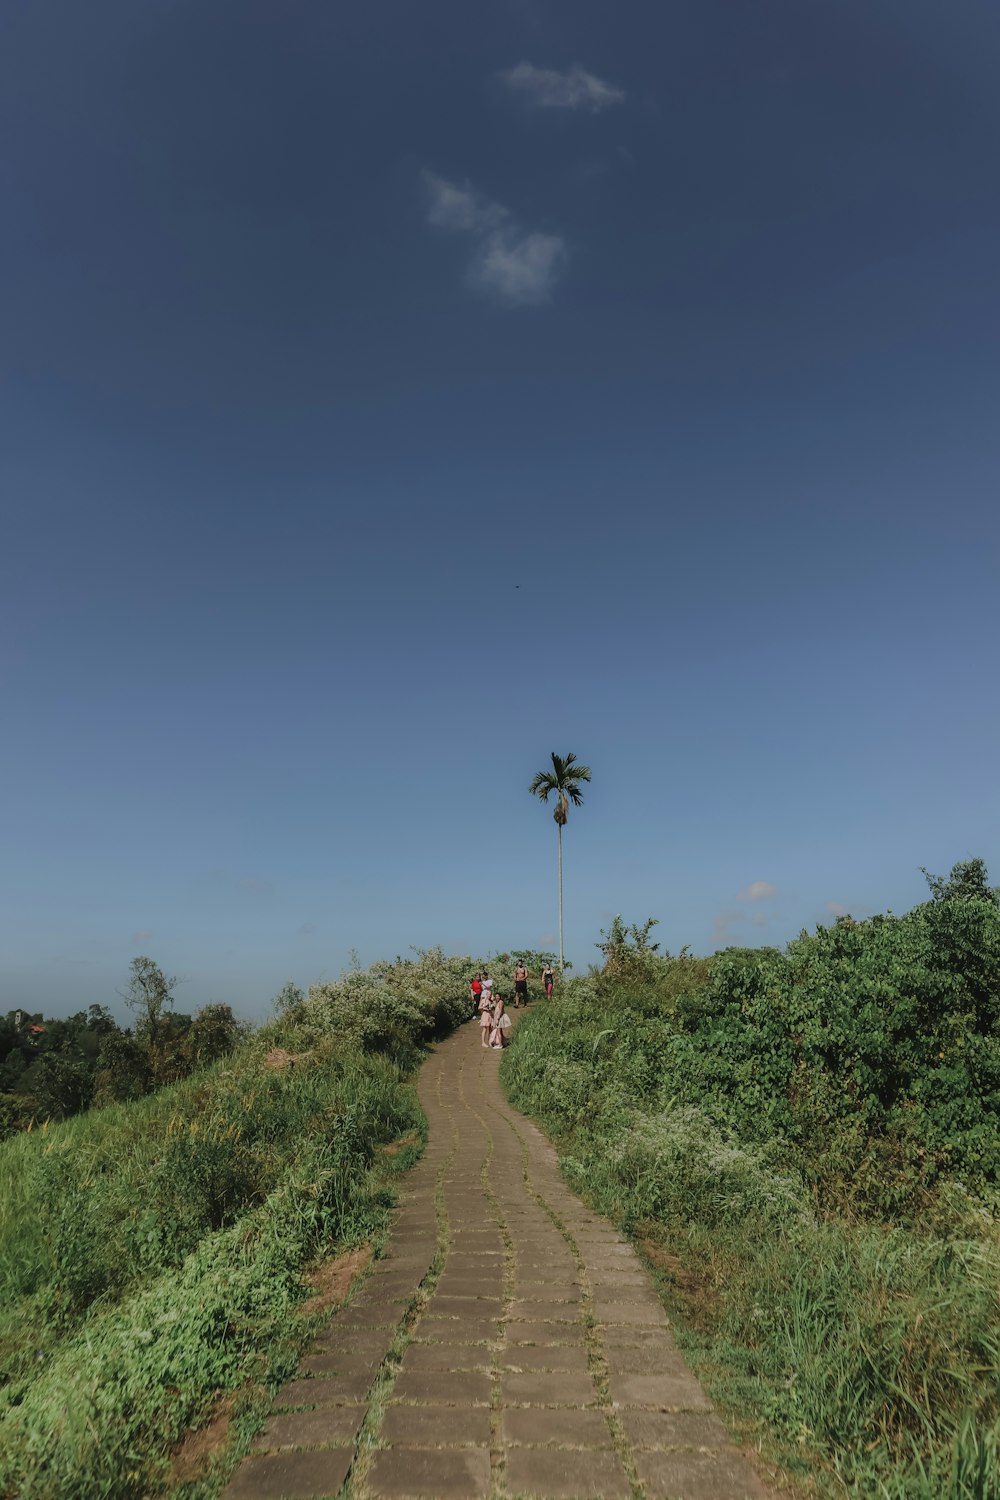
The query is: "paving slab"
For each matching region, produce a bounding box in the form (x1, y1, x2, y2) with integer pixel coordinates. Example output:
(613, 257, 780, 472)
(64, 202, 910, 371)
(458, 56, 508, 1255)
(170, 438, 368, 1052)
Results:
(283, 1370, 373, 1402)
(633, 1446, 765, 1498)
(434, 1276, 500, 1297)
(251, 1407, 364, 1452)
(271, 1378, 367, 1412)
(401, 1341, 490, 1370)
(608, 1371, 714, 1411)
(503, 1406, 613, 1447)
(501, 1371, 599, 1407)
(619, 1409, 731, 1449)
(222, 1447, 353, 1499)
(393, 1369, 492, 1404)
(504, 1445, 630, 1498)
(367, 1445, 491, 1497)
(382, 1402, 491, 1446)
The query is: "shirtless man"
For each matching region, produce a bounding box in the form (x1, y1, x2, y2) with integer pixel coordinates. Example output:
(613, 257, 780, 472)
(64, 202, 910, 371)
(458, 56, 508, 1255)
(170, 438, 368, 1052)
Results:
(513, 961, 528, 1008)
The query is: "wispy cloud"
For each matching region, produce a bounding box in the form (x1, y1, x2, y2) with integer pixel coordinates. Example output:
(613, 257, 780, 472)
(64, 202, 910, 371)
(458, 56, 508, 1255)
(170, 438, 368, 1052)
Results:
(423, 172, 567, 306)
(425, 177, 506, 234)
(826, 901, 849, 917)
(131, 928, 153, 944)
(738, 880, 777, 903)
(471, 231, 566, 305)
(500, 61, 625, 112)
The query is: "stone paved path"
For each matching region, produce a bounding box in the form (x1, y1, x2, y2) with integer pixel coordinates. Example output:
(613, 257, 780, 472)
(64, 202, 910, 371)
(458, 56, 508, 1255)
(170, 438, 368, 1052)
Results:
(223, 1017, 764, 1500)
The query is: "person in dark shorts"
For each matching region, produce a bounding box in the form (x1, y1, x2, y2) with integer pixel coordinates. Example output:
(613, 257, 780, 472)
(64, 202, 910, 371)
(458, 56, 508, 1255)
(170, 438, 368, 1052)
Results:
(513, 961, 528, 1008)
(542, 962, 555, 999)
(470, 973, 483, 1019)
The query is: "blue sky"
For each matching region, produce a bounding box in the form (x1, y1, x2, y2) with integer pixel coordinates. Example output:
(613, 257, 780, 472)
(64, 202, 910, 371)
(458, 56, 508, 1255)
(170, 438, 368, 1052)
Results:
(2, 0, 998, 1021)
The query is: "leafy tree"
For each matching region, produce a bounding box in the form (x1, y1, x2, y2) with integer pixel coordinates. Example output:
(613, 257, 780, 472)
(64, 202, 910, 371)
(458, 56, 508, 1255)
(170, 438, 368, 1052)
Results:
(596, 915, 661, 982)
(185, 1004, 244, 1068)
(0, 1046, 27, 1092)
(0, 1092, 34, 1138)
(31, 1052, 94, 1119)
(121, 956, 178, 1049)
(273, 979, 305, 1014)
(529, 751, 592, 972)
(922, 858, 1000, 905)
(93, 1031, 153, 1105)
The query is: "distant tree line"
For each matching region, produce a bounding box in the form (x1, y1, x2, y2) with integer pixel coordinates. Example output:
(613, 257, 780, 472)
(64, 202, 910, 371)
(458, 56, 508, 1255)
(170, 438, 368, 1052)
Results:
(0, 956, 246, 1137)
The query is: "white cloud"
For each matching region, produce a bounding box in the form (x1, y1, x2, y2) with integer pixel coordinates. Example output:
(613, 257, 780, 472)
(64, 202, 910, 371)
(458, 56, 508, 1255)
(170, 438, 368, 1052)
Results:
(471, 230, 566, 305)
(826, 901, 849, 917)
(738, 880, 777, 903)
(500, 61, 625, 111)
(752, 912, 768, 927)
(423, 172, 567, 306)
(424, 174, 507, 234)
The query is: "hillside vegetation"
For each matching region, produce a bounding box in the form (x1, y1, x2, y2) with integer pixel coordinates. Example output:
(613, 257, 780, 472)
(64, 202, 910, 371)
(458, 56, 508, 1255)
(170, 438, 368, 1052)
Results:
(0, 947, 476, 1500)
(502, 861, 1000, 1500)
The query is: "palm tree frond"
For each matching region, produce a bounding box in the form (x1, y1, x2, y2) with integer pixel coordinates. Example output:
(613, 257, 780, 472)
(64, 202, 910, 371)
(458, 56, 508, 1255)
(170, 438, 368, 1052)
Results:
(529, 772, 558, 799)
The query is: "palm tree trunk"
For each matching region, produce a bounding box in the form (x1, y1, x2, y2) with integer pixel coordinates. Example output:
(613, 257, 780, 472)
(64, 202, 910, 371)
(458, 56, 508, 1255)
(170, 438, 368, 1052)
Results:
(557, 820, 564, 971)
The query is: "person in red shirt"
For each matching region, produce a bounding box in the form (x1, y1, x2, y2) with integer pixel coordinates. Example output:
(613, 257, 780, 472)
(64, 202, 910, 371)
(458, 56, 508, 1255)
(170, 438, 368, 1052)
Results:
(470, 972, 483, 1019)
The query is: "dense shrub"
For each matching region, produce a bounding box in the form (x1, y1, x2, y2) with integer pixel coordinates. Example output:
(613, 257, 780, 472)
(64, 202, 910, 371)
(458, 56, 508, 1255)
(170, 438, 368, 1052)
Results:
(664, 872, 1000, 1211)
(300, 946, 473, 1066)
(501, 865, 1000, 1499)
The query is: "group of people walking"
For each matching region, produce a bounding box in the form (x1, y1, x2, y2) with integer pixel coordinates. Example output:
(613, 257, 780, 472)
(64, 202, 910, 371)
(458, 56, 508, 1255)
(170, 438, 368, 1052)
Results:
(469, 962, 556, 1050)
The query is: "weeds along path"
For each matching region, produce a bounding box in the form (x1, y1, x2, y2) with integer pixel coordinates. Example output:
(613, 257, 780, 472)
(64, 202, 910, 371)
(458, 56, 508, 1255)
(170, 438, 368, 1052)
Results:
(223, 1016, 764, 1500)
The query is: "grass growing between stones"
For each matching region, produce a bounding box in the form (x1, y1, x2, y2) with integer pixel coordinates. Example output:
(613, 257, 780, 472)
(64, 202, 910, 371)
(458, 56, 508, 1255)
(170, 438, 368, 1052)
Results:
(343, 1060, 458, 1499)
(496, 1105, 643, 1500)
(501, 981, 1000, 1500)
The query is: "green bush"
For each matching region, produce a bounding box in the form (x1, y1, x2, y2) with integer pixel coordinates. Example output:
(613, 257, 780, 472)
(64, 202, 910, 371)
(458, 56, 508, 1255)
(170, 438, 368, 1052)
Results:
(501, 870, 1000, 1499)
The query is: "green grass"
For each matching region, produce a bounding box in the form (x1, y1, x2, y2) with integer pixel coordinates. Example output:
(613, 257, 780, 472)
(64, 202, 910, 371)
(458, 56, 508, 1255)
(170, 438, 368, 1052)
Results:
(501, 981, 1000, 1500)
(0, 948, 474, 1499)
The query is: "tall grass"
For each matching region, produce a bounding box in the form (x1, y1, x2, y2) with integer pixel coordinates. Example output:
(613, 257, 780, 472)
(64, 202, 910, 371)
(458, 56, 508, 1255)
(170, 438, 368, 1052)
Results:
(0, 948, 473, 1498)
(502, 981, 1000, 1500)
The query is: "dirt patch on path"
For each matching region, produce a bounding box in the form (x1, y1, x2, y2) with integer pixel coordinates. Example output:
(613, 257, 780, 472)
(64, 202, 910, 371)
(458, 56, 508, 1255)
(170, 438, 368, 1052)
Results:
(379, 1130, 420, 1157)
(168, 1393, 237, 1486)
(297, 1241, 373, 1319)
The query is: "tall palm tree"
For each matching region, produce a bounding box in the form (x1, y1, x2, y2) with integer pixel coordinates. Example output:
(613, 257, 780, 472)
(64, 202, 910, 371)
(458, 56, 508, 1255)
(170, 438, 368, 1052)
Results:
(529, 751, 592, 972)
